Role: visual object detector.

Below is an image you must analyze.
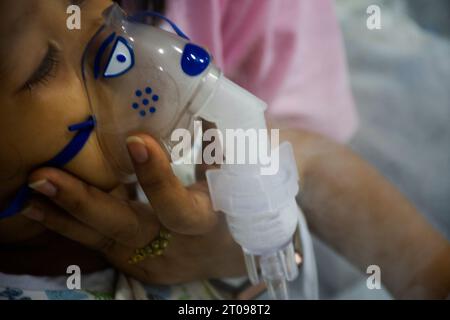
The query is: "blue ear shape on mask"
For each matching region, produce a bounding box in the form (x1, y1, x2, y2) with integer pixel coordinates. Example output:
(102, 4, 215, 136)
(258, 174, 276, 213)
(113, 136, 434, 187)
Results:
(181, 43, 211, 77)
(128, 11, 190, 41)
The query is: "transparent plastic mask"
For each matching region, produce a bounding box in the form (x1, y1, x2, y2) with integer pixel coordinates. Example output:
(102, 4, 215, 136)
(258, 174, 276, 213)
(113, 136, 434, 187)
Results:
(82, 4, 216, 181)
(81, 6, 313, 301)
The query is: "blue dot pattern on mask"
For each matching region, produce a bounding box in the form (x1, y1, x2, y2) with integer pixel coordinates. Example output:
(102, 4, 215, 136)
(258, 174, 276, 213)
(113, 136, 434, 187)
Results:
(132, 86, 159, 117)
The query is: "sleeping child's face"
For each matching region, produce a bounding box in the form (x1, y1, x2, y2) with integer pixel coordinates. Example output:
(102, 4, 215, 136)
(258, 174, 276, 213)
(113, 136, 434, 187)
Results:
(0, 0, 118, 242)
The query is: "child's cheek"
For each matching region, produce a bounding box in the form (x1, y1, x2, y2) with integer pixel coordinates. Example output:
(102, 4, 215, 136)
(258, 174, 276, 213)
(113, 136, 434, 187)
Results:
(23, 68, 118, 192)
(0, 142, 23, 182)
(40, 73, 119, 191)
(65, 130, 119, 192)
(56, 64, 119, 191)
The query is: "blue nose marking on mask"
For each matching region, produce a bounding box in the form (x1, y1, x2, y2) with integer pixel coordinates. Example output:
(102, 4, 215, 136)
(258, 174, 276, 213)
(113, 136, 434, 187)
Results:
(131, 86, 159, 117)
(0, 116, 96, 220)
(181, 44, 211, 77)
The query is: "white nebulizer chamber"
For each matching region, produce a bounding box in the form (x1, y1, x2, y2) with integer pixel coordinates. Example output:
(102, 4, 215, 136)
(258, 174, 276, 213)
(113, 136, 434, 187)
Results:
(82, 4, 317, 299)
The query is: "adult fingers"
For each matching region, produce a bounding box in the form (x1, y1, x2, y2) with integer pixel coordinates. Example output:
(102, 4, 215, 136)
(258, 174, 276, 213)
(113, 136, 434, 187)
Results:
(126, 134, 217, 235)
(28, 168, 157, 248)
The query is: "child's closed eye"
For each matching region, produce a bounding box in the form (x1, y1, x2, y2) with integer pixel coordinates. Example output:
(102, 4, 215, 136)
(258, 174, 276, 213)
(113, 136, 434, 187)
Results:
(22, 43, 60, 92)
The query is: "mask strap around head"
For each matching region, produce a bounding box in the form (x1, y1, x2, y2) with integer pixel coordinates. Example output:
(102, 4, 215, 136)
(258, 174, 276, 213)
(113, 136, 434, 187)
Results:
(0, 116, 96, 219)
(128, 11, 190, 41)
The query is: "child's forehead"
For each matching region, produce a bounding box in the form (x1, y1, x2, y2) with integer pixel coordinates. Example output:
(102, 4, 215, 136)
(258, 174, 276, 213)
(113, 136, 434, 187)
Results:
(0, 1, 67, 54)
(0, 1, 43, 40)
(0, 1, 70, 33)
(0, 1, 35, 80)
(1, 1, 41, 22)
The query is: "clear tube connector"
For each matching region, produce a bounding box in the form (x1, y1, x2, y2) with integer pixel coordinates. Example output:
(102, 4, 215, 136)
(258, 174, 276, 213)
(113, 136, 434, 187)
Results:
(245, 241, 299, 300)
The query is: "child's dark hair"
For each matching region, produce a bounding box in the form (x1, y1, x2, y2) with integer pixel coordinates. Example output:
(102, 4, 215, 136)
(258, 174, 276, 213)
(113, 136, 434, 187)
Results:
(116, 0, 166, 14)
(149, 0, 166, 14)
(116, 0, 166, 25)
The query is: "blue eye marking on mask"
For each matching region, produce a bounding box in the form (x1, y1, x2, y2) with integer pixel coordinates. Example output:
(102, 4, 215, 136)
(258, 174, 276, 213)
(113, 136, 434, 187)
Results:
(132, 103, 139, 109)
(136, 90, 142, 97)
(0, 116, 96, 219)
(149, 107, 156, 114)
(181, 43, 210, 77)
(103, 36, 135, 78)
(94, 32, 116, 79)
(145, 87, 152, 94)
(140, 110, 146, 117)
(143, 99, 149, 106)
(152, 95, 159, 102)
(116, 54, 127, 63)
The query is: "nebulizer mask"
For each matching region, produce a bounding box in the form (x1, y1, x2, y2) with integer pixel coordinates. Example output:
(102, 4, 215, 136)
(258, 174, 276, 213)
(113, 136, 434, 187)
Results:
(81, 4, 318, 300)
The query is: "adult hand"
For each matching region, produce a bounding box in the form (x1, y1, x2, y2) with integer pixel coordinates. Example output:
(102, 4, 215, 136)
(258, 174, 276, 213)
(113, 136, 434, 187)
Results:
(22, 134, 246, 284)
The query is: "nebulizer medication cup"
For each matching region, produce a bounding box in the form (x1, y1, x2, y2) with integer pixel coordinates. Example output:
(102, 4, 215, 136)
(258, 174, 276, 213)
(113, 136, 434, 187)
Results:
(82, 4, 317, 299)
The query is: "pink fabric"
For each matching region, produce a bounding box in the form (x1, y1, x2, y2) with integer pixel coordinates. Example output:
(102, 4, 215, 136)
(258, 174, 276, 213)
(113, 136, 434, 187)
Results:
(128, 0, 358, 142)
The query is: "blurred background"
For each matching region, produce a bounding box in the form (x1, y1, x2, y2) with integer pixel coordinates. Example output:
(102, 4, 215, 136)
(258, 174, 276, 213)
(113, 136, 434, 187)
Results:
(313, 0, 450, 299)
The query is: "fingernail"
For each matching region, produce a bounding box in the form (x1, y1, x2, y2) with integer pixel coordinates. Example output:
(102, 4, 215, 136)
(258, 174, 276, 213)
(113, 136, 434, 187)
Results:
(22, 206, 45, 222)
(126, 136, 148, 164)
(28, 179, 57, 197)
